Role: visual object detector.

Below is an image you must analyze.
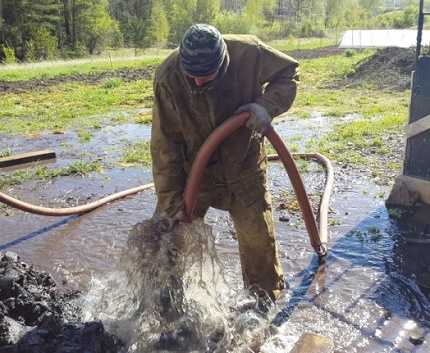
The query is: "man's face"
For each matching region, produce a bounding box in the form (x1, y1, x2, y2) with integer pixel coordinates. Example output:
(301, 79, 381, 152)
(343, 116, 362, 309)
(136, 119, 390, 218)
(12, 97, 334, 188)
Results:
(187, 71, 218, 87)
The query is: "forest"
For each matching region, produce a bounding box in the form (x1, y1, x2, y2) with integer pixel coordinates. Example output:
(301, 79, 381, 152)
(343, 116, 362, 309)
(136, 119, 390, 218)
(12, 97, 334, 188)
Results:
(0, 0, 421, 62)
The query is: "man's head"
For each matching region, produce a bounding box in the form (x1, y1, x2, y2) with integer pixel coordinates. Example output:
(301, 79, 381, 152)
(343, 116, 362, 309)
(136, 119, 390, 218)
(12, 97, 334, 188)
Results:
(180, 24, 226, 87)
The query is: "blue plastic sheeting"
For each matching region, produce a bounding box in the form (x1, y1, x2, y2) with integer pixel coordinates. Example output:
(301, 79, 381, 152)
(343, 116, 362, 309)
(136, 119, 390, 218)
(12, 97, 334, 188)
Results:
(339, 29, 430, 49)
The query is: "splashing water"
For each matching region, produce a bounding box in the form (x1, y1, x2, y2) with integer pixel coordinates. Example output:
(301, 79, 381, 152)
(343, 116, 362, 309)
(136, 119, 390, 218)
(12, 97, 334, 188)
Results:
(82, 219, 276, 353)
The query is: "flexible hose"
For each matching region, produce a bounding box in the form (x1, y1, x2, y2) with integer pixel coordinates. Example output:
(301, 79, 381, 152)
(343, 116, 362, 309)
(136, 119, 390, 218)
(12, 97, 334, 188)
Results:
(183, 113, 334, 256)
(0, 184, 154, 216)
(0, 114, 333, 256)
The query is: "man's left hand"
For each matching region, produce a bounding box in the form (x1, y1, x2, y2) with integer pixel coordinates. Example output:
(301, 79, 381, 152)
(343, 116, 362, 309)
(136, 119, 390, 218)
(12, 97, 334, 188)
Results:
(235, 103, 271, 134)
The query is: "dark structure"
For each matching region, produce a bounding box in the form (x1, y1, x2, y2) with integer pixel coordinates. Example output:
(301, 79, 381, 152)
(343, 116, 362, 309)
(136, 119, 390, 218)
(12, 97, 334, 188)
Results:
(388, 0, 430, 207)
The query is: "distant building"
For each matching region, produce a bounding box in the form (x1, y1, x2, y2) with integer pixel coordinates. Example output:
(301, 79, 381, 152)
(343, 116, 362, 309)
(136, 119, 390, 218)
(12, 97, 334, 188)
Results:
(340, 29, 430, 49)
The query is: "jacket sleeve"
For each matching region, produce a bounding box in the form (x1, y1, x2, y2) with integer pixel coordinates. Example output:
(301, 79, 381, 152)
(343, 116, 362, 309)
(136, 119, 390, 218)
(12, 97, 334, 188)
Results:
(255, 40, 300, 118)
(150, 81, 186, 217)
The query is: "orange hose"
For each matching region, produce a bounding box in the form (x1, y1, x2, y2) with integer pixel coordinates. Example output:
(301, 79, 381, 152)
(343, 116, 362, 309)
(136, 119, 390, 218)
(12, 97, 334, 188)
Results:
(0, 184, 154, 216)
(183, 113, 332, 256)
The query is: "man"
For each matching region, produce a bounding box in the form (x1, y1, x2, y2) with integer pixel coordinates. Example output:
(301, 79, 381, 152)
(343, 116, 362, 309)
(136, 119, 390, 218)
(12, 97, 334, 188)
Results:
(150, 24, 299, 301)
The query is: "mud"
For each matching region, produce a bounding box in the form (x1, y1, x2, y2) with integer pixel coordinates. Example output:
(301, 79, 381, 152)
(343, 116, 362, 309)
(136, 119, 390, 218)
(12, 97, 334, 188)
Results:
(0, 251, 122, 353)
(0, 66, 156, 94)
(342, 47, 416, 90)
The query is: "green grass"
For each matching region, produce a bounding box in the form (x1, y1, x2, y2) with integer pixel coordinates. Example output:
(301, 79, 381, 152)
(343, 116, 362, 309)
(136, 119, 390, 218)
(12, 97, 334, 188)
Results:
(270, 36, 338, 52)
(287, 50, 410, 174)
(0, 149, 12, 158)
(0, 160, 102, 190)
(0, 79, 153, 134)
(77, 129, 93, 143)
(122, 141, 152, 166)
(134, 111, 152, 124)
(307, 113, 406, 164)
(0, 55, 165, 82)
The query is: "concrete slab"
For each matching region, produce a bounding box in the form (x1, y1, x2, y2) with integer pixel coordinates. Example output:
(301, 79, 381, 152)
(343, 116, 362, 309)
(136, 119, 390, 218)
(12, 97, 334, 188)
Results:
(290, 333, 333, 353)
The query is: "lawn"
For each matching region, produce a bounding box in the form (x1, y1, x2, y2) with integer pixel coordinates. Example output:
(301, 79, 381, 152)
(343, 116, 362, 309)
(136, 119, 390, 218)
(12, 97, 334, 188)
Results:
(0, 54, 165, 82)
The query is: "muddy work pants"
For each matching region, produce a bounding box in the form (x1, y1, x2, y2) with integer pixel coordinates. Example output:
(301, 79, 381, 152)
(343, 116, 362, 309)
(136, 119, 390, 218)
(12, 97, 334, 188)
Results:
(194, 190, 285, 300)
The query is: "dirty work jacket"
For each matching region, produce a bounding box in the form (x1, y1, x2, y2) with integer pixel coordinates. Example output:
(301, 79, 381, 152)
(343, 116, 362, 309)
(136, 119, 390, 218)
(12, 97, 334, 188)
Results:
(151, 35, 299, 217)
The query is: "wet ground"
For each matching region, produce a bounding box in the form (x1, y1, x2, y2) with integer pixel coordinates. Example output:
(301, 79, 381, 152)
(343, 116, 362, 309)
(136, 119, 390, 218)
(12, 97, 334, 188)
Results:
(1, 115, 430, 352)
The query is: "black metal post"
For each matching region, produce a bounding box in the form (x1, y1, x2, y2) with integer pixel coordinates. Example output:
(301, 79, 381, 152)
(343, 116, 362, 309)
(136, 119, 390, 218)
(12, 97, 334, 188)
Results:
(417, 0, 425, 61)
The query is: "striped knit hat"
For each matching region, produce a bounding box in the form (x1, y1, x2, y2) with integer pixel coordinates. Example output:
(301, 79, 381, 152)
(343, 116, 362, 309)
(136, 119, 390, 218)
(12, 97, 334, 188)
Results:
(180, 24, 227, 77)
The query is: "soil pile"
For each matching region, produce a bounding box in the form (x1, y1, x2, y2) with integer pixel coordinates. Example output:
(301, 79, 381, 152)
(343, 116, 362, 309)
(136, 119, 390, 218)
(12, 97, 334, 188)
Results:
(0, 251, 122, 353)
(346, 47, 416, 90)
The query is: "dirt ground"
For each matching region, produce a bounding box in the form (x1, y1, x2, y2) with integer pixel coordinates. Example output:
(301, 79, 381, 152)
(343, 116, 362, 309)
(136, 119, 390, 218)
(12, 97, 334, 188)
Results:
(286, 46, 344, 60)
(0, 66, 157, 94)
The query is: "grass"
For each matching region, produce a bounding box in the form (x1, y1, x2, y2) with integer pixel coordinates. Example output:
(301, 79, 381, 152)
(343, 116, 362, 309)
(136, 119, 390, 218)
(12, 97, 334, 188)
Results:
(134, 111, 152, 124)
(77, 129, 93, 143)
(307, 113, 406, 164)
(0, 160, 102, 190)
(0, 55, 166, 82)
(270, 36, 338, 52)
(0, 149, 12, 158)
(276, 48, 410, 177)
(0, 79, 153, 134)
(122, 141, 152, 166)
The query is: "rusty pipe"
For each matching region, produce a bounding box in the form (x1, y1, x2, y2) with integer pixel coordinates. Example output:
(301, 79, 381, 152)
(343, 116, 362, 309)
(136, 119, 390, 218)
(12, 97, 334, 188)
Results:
(183, 113, 333, 256)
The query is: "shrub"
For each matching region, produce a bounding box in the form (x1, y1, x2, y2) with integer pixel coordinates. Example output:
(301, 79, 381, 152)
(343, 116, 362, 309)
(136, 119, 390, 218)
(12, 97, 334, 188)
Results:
(344, 49, 356, 57)
(25, 28, 58, 61)
(0, 45, 17, 64)
(215, 11, 252, 34)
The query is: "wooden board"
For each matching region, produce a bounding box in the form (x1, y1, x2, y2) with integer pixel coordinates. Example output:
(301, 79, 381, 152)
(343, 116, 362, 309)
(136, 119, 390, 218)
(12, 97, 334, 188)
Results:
(0, 150, 56, 168)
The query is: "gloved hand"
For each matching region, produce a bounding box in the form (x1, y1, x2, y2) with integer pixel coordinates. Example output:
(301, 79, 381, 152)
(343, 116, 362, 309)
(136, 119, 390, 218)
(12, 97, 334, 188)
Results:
(235, 103, 271, 134)
(153, 208, 185, 233)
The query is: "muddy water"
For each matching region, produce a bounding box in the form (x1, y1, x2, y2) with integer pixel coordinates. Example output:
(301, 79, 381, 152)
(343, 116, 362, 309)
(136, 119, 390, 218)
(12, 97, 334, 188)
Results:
(1, 114, 430, 352)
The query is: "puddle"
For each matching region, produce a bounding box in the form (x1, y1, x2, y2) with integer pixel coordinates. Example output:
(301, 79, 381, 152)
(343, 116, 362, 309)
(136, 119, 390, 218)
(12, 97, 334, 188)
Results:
(0, 112, 359, 172)
(0, 108, 152, 169)
(1, 113, 429, 352)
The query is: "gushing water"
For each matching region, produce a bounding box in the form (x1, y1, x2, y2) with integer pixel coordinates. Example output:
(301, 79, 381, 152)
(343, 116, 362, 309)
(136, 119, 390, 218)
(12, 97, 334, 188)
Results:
(82, 219, 275, 352)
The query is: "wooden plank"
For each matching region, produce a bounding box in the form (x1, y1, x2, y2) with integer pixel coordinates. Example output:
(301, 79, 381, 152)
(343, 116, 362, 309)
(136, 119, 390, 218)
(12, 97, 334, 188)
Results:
(0, 150, 56, 168)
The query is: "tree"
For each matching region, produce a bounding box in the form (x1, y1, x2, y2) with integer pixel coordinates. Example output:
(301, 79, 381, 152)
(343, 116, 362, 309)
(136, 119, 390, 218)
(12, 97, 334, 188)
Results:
(194, 0, 220, 24)
(74, 0, 121, 54)
(146, 0, 170, 47)
(168, 0, 197, 45)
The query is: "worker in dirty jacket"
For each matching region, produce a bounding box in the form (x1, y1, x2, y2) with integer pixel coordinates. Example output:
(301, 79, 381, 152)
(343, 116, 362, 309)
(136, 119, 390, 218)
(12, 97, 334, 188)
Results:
(150, 24, 299, 301)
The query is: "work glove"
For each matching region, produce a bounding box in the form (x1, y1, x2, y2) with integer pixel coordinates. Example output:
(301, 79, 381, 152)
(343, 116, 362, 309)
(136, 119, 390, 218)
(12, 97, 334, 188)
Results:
(235, 103, 271, 134)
